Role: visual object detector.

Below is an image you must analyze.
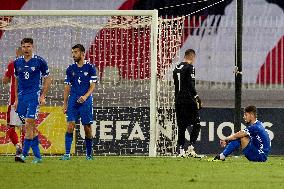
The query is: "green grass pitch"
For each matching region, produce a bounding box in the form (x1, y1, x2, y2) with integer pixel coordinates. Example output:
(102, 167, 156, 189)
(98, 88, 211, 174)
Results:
(0, 156, 284, 189)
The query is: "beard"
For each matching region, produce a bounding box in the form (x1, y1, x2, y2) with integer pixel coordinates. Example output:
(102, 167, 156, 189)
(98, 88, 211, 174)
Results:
(244, 120, 251, 125)
(73, 57, 82, 62)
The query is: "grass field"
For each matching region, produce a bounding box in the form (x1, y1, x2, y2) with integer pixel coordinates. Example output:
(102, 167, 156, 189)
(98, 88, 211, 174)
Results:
(0, 156, 283, 189)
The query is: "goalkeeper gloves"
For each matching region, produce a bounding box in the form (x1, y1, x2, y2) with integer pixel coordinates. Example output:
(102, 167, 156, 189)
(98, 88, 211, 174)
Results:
(194, 95, 202, 110)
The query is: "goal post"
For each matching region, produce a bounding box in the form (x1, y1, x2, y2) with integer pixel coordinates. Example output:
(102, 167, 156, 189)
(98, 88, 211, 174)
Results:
(0, 10, 182, 157)
(149, 10, 158, 157)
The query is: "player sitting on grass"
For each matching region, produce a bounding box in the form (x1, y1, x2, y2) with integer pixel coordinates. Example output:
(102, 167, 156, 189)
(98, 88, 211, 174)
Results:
(211, 105, 271, 162)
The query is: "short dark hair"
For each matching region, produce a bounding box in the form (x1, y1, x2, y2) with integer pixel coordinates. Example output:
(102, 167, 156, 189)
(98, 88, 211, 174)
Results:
(21, 38, 33, 45)
(185, 49, 195, 56)
(72, 44, 85, 53)
(244, 105, 257, 117)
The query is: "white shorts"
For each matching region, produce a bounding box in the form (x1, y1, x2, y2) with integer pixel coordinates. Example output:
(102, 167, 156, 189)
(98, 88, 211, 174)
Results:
(8, 105, 23, 126)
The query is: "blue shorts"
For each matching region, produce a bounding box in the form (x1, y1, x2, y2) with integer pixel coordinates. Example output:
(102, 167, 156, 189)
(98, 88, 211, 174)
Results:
(16, 94, 40, 121)
(242, 140, 268, 162)
(66, 95, 93, 125)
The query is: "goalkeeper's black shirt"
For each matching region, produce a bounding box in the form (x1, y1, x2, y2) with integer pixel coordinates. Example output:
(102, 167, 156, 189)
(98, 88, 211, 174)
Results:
(173, 62, 197, 105)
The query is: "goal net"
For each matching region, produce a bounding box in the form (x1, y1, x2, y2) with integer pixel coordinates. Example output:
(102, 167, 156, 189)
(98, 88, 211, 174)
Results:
(0, 10, 183, 156)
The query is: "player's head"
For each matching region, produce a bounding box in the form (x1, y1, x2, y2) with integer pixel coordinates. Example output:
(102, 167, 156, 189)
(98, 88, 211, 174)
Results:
(243, 105, 257, 124)
(15, 46, 23, 58)
(184, 49, 196, 64)
(72, 44, 85, 63)
(21, 38, 33, 57)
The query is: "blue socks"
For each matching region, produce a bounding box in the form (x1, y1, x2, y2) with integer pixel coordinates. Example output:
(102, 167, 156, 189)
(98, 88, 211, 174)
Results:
(222, 139, 241, 157)
(31, 136, 41, 159)
(23, 136, 41, 159)
(65, 133, 92, 156)
(22, 139, 33, 157)
(65, 132, 73, 155)
(85, 137, 93, 157)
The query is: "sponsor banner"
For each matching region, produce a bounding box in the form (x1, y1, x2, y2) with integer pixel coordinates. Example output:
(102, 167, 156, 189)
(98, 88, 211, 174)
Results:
(76, 107, 283, 155)
(1, 106, 282, 155)
(0, 106, 73, 155)
(75, 107, 150, 155)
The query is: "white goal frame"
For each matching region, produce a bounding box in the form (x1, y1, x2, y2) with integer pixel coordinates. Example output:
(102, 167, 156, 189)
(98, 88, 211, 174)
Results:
(0, 10, 159, 157)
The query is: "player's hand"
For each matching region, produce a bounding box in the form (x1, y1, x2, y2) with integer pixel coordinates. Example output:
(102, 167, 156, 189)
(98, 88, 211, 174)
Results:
(62, 104, 67, 114)
(220, 140, 227, 148)
(77, 96, 87, 103)
(195, 96, 202, 110)
(40, 95, 46, 106)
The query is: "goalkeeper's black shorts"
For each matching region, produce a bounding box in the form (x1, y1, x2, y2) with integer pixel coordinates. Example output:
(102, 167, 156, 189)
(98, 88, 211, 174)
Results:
(175, 103, 200, 129)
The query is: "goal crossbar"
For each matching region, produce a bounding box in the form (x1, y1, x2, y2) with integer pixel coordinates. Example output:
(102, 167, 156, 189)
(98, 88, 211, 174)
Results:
(0, 10, 157, 16)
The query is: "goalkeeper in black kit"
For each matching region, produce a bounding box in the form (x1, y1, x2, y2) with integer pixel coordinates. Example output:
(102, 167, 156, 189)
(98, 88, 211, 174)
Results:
(173, 49, 202, 157)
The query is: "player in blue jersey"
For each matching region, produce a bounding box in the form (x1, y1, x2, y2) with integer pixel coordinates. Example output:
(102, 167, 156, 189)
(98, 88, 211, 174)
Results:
(212, 105, 271, 162)
(60, 44, 97, 161)
(14, 38, 51, 163)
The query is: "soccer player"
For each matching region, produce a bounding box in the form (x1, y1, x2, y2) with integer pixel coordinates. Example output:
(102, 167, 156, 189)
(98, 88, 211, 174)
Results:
(60, 44, 97, 161)
(212, 105, 271, 162)
(2, 47, 25, 161)
(173, 49, 202, 157)
(15, 38, 51, 163)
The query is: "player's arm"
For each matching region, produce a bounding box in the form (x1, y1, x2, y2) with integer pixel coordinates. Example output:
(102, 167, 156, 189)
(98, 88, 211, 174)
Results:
(173, 71, 179, 99)
(14, 63, 19, 110)
(226, 130, 248, 141)
(77, 83, 95, 103)
(2, 62, 13, 84)
(220, 131, 248, 147)
(63, 84, 71, 113)
(77, 64, 97, 103)
(14, 77, 18, 110)
(187, 67, 202, 109)
(40, 75, 52, 105)
(63, 66, 72, 112)
(187, 66, 197, 97)
(39, 59, 51, 105)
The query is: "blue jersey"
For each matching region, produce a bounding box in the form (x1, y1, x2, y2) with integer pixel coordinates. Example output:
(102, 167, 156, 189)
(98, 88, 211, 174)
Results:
(243, 120, 271, 155)
(14, 54, 50, 97)
(64, 61, 97, 97)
